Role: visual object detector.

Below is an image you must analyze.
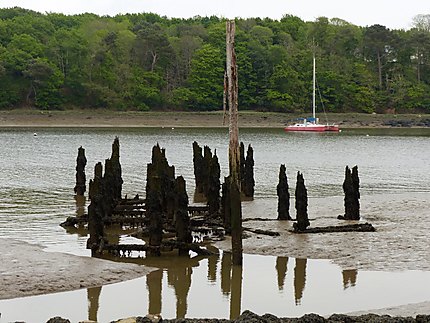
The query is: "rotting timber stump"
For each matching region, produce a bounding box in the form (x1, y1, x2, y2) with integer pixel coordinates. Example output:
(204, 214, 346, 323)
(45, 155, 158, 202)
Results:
(293, 171, 309, 232)
(277, 164, 291, 220)
(100, 241, 213, 257)
(74, 146, 87, 196)
(291, 222, 376, 234)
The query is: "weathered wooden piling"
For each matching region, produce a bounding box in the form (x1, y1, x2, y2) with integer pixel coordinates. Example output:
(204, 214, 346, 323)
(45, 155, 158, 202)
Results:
(242, 144, 255, 198)
(340, 165, 360, 220)
(147, 144, 176, 223)
(226, 20, 242, 265)
(110, 137, 123, 201)
(277, 164, 291, 220)
(351, 165, 360, 216)
(146, 188, 163, 256)
(192, 141, 205, 194)
(146, 144, 168, 256)
(175, 176, 192, 256)
(239, 142, 246, 188)
(74, 146, 87, 196)
(207, 152, 221, 216)
(293, 172, 310, 231)
(202, 145, 213, 196)
(87, 162, 105, 253)
(221, 176, 231, 232)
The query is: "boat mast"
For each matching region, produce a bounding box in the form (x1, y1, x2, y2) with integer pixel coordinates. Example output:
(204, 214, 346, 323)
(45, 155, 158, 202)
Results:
(312, 53, 316, 121)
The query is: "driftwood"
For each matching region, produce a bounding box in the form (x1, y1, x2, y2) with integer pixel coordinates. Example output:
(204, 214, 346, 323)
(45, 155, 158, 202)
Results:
(101, 241, 213, 256)
(243, 218, 279, 222)
(292, 223, 375, 234)
(243, 227, 280, 237)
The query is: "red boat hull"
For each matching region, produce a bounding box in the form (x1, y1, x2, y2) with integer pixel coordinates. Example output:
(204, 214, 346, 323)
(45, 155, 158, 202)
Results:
(284, 124, 339, 132)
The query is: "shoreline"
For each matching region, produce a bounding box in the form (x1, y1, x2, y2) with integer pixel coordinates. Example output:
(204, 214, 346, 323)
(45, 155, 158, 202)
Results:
(1, 109, 430, 128)
(0, 239, 155, 301)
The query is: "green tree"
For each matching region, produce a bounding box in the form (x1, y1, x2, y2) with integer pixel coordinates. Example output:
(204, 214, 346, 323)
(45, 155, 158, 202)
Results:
(23, 58, 64, 108)
(187, 44, 224, 110)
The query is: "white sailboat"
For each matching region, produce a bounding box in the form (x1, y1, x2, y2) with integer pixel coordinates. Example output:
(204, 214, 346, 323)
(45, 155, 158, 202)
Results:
(284, 54, 339, 132)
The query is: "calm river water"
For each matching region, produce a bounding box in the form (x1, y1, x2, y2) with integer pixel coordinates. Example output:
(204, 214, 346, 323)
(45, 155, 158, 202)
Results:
(1, 127, 430, 322)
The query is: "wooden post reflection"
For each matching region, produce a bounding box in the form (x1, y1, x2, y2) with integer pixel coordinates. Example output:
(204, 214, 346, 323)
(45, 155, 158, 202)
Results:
(208, 253, 218, 282)
(276, 257, 289, 290)
(147, 269, 163, 315)
(230, 264, 242, 320)
(221, 252, 232, 295)
(342, 269, 358, 289)
(87, 286, 101, 322)
(294, 258, 307, 305)
(168, 266, 193, 318)
(75, 195, 86, 218)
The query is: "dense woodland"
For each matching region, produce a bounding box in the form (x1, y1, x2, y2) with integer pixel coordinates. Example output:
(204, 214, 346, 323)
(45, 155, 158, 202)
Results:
(0, 7, 430, 113)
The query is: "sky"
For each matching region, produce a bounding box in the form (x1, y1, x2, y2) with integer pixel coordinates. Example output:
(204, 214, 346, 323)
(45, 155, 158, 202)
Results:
(0, 0, 429, 30)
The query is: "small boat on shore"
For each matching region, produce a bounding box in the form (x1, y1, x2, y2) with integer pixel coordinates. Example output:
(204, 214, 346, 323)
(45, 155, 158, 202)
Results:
(284, 54, 339, 133)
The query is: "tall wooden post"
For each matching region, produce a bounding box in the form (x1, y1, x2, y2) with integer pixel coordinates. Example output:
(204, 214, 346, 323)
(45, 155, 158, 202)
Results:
(226, 20, 242, 266)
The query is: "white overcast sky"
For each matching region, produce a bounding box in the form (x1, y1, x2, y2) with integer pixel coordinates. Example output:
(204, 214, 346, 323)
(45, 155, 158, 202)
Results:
(0, 0, 429, 30)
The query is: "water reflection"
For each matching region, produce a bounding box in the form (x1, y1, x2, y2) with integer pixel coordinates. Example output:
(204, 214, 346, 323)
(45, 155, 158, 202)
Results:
(230, 264, 243, 319)
(343, 269, 358, 289)
(275, 256, 288, 291)
(91, 251, 335, 319)
(168, 266, 192, 318)
(221, 252, 232, 295)
(4, 252, 430, 322)
(87, 286, 101, 322)
(75, 195, 86, 217)
(147, 270, 163, 315)
(294, 258, 307, 305)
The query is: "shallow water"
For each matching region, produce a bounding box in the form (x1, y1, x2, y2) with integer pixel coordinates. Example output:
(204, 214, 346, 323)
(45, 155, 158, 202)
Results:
(3, 251, 430, 322)
(1, 127, 430, 320)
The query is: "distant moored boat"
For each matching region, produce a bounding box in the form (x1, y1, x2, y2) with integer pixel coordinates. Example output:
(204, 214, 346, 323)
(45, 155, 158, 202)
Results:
(284, 53, 339, 133)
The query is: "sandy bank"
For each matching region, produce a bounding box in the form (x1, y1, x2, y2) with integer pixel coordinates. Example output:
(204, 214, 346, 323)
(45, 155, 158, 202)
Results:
(0, 239, 155, 300)
(0, 109, 429, 128)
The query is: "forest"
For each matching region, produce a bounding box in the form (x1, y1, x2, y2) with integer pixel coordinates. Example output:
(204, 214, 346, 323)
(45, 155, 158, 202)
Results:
(0, 7, 429, 114)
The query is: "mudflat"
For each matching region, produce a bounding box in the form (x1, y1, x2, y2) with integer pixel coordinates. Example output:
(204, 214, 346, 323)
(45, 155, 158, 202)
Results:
(0, 239, 155, 300)
(0, 109, 429, 128)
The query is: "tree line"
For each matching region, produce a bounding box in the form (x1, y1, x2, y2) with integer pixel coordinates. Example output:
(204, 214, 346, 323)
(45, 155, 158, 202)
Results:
(0, 7, 429, 113)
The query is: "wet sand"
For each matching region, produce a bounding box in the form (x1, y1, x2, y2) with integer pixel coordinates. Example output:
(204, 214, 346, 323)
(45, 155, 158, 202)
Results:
(0, 239, 155, 300)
